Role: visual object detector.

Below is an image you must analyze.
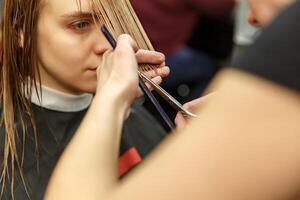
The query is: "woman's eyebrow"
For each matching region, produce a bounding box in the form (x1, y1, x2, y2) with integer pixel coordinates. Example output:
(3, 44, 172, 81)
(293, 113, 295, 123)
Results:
(61, 11, 99, 19)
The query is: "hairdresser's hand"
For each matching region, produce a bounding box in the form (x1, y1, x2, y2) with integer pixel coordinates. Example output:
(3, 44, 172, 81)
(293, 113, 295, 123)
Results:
(136, 50, 170, 94)
(136, 49, 170, 78)
(96, 34, 139, 114)
(175, 93, 216, 131)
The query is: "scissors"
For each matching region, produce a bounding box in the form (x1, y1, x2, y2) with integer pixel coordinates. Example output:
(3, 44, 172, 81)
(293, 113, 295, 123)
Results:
(101, 25, 197, 130)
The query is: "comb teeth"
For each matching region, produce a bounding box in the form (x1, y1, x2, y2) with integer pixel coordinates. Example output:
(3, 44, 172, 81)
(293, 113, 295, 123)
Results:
(91, 0, 161, 75)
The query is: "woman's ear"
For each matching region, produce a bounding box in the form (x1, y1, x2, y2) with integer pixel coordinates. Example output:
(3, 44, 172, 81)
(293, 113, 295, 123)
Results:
(19, 31, 24, 48)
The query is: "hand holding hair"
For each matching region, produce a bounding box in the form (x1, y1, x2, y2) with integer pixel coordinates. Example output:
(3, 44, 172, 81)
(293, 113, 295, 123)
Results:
(96, 34, 139, 111)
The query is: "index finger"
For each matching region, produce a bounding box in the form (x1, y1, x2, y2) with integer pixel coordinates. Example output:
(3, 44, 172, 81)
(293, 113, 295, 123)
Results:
(116, 34, 138, 53)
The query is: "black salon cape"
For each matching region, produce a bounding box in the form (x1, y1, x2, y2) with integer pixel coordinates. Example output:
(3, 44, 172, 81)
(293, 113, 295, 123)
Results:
(0, 103, 167, 199)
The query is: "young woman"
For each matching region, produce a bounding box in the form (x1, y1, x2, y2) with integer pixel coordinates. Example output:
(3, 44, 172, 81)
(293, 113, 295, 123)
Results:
(0, 0, 171, 199)
(46, 0, 300, 199)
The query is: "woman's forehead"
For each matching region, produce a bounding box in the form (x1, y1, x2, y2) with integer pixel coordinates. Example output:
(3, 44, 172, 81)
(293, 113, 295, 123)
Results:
(43, 0, 93, 14)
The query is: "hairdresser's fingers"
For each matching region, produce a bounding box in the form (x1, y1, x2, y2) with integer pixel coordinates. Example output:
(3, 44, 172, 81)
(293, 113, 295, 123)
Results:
(182, 92, 216, 112)
(136, 50, 169, 77)
(96, 50, 114, 91)
(174, 112, 187, 132)
(136, 50, 165, 65)
(116, 34, 138, 53)
(150, 76, 163, 87)
(159, 62, 166, 67)
(143, 66, 170, 78)
(114, 34, 138, 83)
(113, 34, 138, 75)
(143, 76, 163, 91)
(113, 35, 138, 79)
(174, 93, 216, 130)
(105, 34, 139, 101)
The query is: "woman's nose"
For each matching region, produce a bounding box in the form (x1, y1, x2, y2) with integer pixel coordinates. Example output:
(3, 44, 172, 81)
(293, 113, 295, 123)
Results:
(247, 11, 261, 27)
(93, 32, 112, 55)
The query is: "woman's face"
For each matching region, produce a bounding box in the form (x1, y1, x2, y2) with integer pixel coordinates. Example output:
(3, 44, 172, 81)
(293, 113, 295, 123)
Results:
(246, 0, 294, 27)
(37, 0, 110, 94)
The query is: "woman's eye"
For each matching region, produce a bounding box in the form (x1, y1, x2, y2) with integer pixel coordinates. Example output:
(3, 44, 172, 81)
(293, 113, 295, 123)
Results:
(70, 20, 91, 30)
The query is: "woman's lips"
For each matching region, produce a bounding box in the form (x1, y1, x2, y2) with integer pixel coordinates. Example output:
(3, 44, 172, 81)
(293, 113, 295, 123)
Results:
(88, 65, 99, 71)
(87, 67, 98, 75)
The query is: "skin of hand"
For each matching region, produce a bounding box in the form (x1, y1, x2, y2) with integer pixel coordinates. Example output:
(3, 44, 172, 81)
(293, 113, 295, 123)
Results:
(175, 93, 216, 131)
(135, 49, 170, 97)
(96, 34, 140, 116)
(135, 49, 169, 78)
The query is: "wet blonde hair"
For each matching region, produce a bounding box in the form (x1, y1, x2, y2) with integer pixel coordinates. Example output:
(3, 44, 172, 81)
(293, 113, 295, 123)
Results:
(1, 0, 42, 198)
